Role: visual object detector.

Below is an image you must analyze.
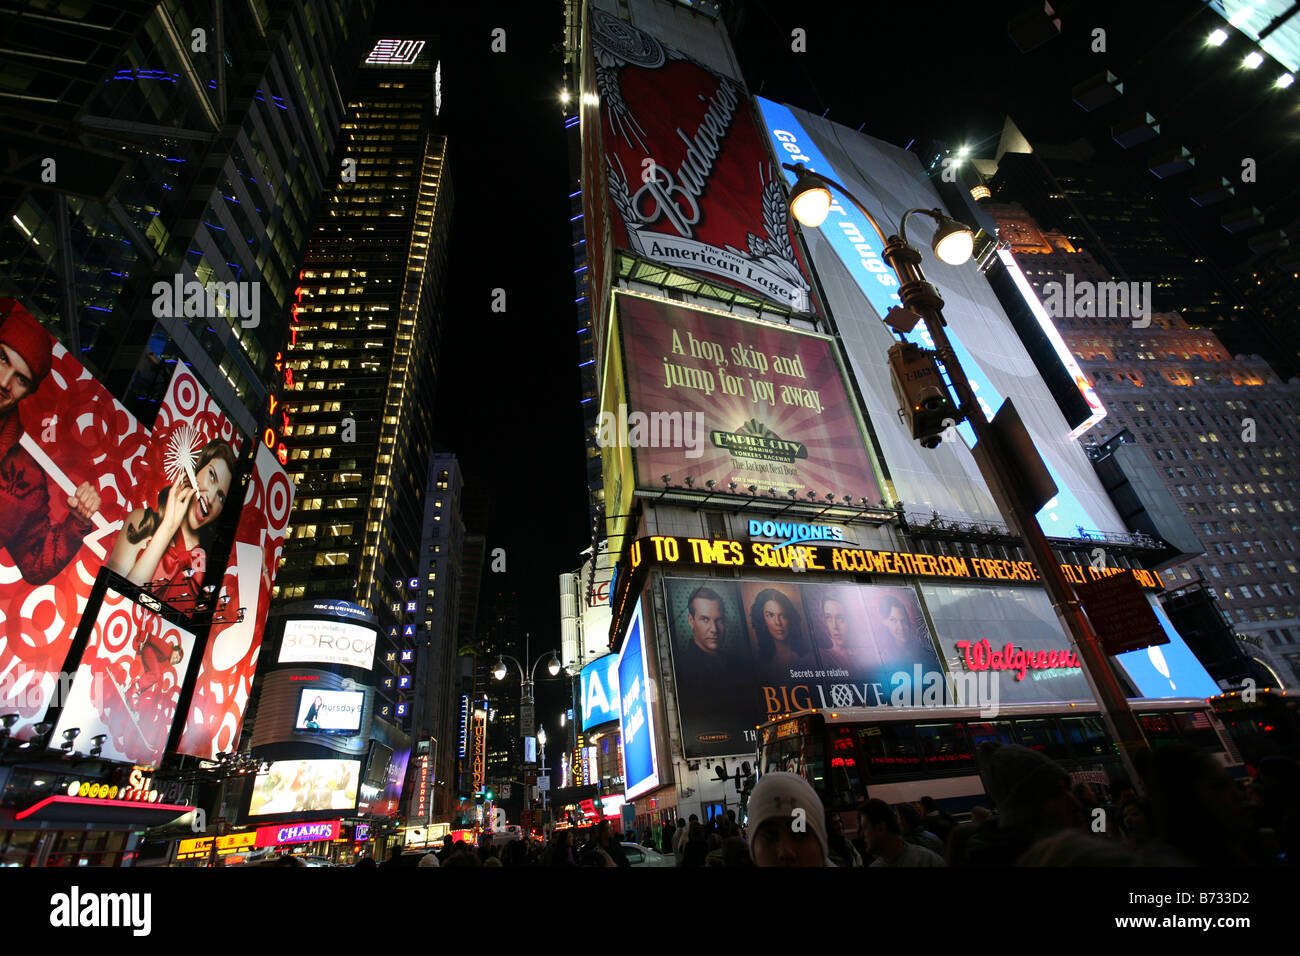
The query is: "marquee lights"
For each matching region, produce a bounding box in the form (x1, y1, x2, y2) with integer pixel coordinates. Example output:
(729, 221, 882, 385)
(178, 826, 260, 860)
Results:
(626, 535, 1165, 590)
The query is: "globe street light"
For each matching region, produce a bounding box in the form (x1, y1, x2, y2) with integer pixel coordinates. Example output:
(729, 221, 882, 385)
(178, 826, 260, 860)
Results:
(490, 632, 563, 775)
(781, 161, 1149, 789)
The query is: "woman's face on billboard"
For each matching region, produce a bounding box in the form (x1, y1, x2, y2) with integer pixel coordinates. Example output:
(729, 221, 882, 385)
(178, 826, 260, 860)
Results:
(823, 599, 848, 649)
(186, 455, 233, 532)
(883, 605, 907, 645)
(763, 600, 788, 641)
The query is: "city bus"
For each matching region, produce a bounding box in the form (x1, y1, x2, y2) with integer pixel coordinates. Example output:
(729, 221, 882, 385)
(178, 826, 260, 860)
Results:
(757, 698, 1244, 827)
(1209, 688, 1300, 766)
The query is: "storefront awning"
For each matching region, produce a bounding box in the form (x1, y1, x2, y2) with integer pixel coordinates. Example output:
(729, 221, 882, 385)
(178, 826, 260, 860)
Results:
(15, 795, 194, 828)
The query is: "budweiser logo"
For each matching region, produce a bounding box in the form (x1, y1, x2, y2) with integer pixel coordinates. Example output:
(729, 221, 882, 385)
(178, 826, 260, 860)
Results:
(631, 78, 740, 238)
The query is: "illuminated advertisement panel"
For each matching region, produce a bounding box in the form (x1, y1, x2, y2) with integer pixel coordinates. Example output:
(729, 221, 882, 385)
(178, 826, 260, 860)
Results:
(616, 293, 882, 502)
(1114, 598, 1220, 700)
(580, 653, 620, 731)
(177, 443, 293, 758)
(294, 689, 365, 733)
(254, 820, 341, 847)
(51, 591, 198, 767)
(997, 249, 1107, 439)
(591, 9, 812, 311)
(754, 101, 1126, 537)
(922, 582, 1218, 704)
(664, 577, 945, 758)
(277, 618, 377, 671)
(0, 300, 250, 741)
(617, 601, 659, 799)
(248, 759, 360, 816)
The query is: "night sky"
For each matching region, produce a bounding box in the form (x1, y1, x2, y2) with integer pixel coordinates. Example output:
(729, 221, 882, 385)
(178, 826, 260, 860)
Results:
(375, 0, 1296, 656)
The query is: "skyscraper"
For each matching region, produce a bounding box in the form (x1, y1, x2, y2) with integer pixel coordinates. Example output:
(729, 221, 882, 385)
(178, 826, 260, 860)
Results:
(273, 37, 451, 653)
(985, 201, 1300, 688)
(0, 0, 376, 429)
(564, 0, 1222, 832)
(412, 451, 468, 818)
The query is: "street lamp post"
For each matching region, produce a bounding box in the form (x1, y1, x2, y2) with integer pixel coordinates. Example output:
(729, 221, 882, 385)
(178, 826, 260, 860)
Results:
(782, 162, 1149, 791)
(492, 633, 561, 817)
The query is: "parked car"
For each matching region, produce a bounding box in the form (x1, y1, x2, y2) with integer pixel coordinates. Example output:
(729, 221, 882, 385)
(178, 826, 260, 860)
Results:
(621, 842, 674, 867)
(491, 825, 523, 845)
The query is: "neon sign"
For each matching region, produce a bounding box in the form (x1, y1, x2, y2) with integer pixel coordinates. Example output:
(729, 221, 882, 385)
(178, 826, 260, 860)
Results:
(956, 640, 1082, 680)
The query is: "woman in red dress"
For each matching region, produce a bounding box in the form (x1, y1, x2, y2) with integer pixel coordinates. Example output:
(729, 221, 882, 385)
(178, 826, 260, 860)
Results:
(106, 439, 237, 613)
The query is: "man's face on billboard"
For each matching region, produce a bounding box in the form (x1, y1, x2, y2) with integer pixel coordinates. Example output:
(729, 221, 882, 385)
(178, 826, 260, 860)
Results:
(689, 598, 724, 654)
(823, 599, 848, 649)
(0, 343, 34, 415)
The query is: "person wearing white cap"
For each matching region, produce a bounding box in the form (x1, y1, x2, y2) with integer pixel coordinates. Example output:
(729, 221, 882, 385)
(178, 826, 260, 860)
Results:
(745, 771, 833, 867)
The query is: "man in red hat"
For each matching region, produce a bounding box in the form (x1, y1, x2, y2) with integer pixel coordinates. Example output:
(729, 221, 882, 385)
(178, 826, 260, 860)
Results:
(0, 300, 102, 584)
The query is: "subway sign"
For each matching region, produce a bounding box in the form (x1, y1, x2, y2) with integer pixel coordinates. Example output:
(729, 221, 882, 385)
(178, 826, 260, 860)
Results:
(627, 535, 1164, 590)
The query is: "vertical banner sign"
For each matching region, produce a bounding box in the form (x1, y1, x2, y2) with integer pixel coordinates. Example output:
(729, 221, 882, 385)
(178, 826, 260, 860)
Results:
(592, 10, 813, 312)
(472, 707, 487, 794)
(617, 600, 659, 799)
(177, 442, 294, 758)
(754, 99, 1101, 536)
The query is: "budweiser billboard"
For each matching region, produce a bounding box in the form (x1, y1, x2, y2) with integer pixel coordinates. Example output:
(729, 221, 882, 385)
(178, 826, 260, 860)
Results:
(592, 9, 812, 312)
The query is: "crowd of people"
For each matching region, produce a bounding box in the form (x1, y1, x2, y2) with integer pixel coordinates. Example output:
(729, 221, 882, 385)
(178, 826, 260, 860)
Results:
(342, 741, 1296, 868)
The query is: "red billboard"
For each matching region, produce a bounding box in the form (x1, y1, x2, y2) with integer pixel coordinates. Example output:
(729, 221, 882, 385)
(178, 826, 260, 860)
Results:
(51, 590, 198, 767)
(0, 299, 292, 757)
(591, 8, 813, 312)
(176, 441, 294, 758)
(0, 300, 244, 740)
(613, 294, 881, 501)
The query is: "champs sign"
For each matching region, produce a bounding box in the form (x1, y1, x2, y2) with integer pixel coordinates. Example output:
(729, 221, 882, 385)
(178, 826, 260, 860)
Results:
(592, 10, 812, 311)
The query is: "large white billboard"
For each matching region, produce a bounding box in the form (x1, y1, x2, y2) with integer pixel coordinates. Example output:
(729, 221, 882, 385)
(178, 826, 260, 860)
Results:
(756, 99, 1129, 537)
(278, 619, 377, 671)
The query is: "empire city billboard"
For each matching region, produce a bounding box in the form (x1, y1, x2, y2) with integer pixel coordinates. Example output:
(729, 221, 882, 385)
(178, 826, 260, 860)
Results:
(612, 293, 883, 503)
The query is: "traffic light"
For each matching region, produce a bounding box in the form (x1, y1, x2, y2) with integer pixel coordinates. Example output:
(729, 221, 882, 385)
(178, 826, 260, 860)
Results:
(485, 789, 494, 801)
(887, 341, 960, 449)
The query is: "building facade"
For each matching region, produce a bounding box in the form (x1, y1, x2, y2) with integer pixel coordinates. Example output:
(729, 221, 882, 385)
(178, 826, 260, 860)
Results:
(1, 0, 376, 432)
(986, 202, 1300, 688)
(272, 36, 452, 703)
(562, 0, 1226, 834)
